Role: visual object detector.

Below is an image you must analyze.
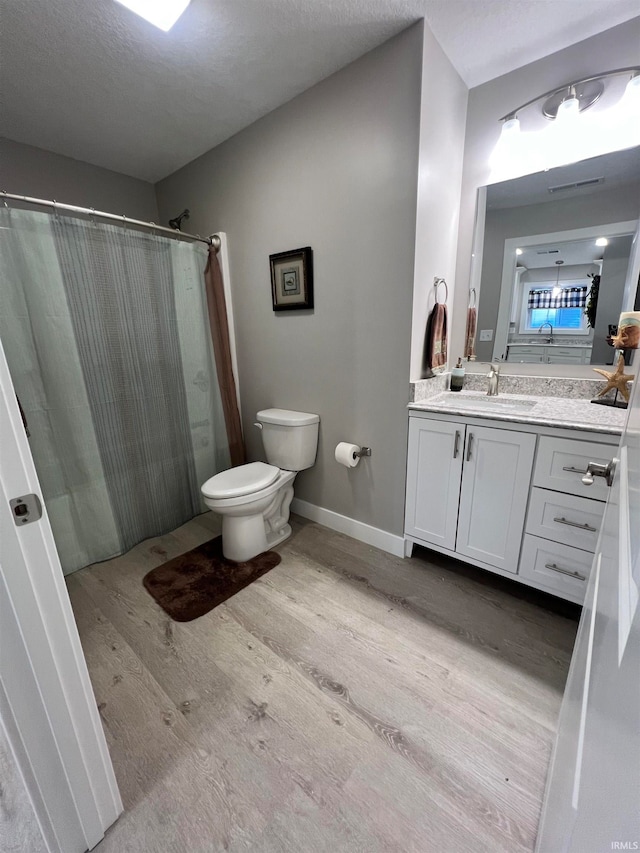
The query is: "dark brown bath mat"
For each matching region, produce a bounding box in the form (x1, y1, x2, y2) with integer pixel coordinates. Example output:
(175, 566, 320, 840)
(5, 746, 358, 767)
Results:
(142, 536, 281, 622)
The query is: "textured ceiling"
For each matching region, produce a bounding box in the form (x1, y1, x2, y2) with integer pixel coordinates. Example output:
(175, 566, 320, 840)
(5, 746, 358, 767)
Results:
(1, 0, 638, 182)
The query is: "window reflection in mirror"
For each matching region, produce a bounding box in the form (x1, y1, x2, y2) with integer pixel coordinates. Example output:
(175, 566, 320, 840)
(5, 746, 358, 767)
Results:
(472, 146, 640, 366)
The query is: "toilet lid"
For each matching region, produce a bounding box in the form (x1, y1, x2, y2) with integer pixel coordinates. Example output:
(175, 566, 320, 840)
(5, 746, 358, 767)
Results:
(201, 462, 280, 499)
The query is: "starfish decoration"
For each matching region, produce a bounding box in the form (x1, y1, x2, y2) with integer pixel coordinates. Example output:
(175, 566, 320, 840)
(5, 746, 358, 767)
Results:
(593, 353, 635, 403)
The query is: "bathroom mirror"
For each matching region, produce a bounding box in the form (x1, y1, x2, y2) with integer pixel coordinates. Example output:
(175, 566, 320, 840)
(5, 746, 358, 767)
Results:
(471, 146, 640, 365)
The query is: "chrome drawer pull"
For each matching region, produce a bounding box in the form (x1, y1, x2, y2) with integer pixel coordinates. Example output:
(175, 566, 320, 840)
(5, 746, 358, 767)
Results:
(562, 465, 587, 475)
(545, 562, 587, 582)
(553, 516, 597, 533)
(453, 430, 461, 459)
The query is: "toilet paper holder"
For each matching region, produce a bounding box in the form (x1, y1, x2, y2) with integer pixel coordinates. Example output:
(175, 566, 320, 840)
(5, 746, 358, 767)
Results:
(355, 446, 372, 458)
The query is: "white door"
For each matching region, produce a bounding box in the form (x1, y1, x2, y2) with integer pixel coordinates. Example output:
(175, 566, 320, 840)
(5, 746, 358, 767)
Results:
(456, 425, 536, 572)
(0, 337, 122, 852)
(405, 417, 464, 551)
(537, 368, 640, 851)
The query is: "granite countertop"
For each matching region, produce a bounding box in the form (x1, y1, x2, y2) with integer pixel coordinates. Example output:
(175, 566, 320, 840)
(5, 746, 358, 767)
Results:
(409, 390, 626, 435)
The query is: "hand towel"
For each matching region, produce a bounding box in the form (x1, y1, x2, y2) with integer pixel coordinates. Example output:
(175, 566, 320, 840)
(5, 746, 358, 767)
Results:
(422, 302, 447, 375)
(464, 306, 477, 360)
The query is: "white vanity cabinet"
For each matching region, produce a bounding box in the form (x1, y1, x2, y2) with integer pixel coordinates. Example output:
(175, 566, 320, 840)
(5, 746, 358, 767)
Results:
(506, 344, 592, 364)
(405, 411, 619, 604)
(405, 416, 535, 574)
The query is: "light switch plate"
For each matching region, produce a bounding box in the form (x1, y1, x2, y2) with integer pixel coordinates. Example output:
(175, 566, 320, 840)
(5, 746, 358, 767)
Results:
(479, 329, 494, 341)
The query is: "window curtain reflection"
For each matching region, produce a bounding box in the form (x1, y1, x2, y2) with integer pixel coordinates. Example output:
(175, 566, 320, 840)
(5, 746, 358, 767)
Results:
(527, 285, 588, 310)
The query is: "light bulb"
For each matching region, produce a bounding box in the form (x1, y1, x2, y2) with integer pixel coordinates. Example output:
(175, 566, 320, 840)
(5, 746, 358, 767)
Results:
(489, 118, 523, 177)
(595, 237, 608, 247)
(624, 74, 640, 102)
(515, 248, 523, 255)
(556, 97, 580, 123)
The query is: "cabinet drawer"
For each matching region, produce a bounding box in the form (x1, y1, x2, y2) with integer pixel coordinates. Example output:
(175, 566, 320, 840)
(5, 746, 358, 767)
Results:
(526, 488, 604, 552)
(507, 351, 544, 363)
(533, 436, 615, 501)
(547, 353, 584, 364)
(519, 534, 593, 603)
(548, 347, 585, 358)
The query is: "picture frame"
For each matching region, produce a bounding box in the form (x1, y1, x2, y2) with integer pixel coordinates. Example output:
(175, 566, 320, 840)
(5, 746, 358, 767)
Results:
(269, 247, 314, 311)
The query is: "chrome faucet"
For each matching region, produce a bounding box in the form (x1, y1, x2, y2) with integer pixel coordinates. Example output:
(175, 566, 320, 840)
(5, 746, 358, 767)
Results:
(487, 363, 500, 396)
(538, 321, 554, 343)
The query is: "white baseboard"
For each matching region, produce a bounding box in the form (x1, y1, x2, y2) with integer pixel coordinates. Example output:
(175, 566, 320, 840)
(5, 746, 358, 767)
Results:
(291, 498, 405, 558)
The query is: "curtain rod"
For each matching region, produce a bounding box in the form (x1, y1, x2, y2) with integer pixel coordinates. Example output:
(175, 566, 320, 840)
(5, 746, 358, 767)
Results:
(0, 191, 220, 251)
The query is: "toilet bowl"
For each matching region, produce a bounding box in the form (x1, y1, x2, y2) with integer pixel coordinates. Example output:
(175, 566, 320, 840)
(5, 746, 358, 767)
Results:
(201, 409, 319, 562)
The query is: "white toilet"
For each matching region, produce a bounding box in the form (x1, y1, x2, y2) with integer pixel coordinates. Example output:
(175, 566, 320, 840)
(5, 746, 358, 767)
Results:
(201, 408, 319, 562)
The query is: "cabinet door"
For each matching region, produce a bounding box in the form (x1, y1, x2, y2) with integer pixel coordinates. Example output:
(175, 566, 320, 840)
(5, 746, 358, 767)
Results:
(456, 426, 536, 572)
(405, 418, 464, 551)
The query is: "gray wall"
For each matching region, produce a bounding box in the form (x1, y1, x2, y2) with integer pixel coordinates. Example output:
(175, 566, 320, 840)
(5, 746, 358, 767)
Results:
(592, 235, 634, 364)
(475, 186, 640, 361)
(156, 25, 424, 537)
(0, 137, 158, 221)
(451, 17, 640, 376)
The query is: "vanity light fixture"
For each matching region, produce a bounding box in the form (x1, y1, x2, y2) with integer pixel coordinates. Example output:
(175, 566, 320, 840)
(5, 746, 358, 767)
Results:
(595, 237, 609, 247)
(491, 67, 640, 180)
(114, 0, 191, 31)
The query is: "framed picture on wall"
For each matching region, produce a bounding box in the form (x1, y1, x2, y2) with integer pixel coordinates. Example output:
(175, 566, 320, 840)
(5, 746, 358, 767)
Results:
(269, 247, 314, 311)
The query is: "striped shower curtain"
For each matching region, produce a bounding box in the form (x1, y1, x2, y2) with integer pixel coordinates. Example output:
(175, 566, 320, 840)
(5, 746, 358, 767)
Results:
(0, 207, 230, 574)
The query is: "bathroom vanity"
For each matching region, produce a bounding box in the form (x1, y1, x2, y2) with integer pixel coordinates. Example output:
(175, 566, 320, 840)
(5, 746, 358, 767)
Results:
(506, 343, 592, 364)
(404, 391, 624, 604)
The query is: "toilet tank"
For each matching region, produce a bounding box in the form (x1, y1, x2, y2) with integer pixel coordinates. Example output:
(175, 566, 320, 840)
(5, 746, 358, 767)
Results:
(256, 409, 319, 471)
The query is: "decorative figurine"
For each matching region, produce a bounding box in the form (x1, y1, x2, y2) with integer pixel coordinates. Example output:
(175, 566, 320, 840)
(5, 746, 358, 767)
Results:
(593, 353, 635, 404)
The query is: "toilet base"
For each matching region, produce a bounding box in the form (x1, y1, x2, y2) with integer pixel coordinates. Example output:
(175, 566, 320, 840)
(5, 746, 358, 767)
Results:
(266, 522, 292, 551)
(221, 514, 269, 563)
(218, 476, 296, 563)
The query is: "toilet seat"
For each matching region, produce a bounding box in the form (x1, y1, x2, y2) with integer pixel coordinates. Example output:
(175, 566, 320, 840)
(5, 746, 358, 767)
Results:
(202, 462, 280, 500)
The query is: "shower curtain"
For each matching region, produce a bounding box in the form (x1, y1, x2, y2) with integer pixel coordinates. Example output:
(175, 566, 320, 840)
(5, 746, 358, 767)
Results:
(0, 207, 231, 574)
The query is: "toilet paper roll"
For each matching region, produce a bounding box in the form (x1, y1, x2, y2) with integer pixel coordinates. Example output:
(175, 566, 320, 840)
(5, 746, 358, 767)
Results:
(335, 442, 360, 468)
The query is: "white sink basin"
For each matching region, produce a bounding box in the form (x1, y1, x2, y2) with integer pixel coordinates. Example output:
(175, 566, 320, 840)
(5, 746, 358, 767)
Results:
(432, 393, 538, 412)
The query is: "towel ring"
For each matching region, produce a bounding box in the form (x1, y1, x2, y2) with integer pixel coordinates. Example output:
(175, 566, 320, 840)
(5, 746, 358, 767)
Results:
(468, 287, 477, 309)
(434, 277, 448, 304)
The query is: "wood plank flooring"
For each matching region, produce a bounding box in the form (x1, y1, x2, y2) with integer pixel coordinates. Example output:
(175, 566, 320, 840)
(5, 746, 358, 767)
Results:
(66, 514, 578, 853)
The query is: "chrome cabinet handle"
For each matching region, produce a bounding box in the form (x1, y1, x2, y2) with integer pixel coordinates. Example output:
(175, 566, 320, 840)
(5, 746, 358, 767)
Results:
(453, 430, 461, 459)
(545, 562, 587, 582)
(553, 516, 597, 533)
(466, 432, 474, 462)
(563, 465, 587, 475)
(582, 458, 617, 487)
